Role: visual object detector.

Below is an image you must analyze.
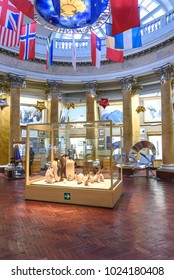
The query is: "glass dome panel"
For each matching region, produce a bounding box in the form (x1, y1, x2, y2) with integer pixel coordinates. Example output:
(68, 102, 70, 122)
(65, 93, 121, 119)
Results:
(35, 0, 109, 29)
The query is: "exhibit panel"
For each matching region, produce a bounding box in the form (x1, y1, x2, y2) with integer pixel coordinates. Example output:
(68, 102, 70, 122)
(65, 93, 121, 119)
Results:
(25, 121, 123, 208)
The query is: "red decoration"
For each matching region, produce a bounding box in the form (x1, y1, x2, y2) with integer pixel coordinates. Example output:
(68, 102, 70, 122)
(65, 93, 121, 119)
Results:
(99, 98, 109, 109)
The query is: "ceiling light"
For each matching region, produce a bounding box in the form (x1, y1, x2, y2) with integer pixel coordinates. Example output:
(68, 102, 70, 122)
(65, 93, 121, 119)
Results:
(47, 94, 52, 100)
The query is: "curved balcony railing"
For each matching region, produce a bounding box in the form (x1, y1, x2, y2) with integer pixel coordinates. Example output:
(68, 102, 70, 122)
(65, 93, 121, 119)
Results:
(1, 9, 174, 62)
(37, 9, 174, 47)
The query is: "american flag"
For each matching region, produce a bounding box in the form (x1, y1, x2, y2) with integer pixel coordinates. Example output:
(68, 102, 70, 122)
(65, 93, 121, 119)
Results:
(19, 22, 36, 60)
(0, 11, 23, 47)
(0, 0, 20, 30)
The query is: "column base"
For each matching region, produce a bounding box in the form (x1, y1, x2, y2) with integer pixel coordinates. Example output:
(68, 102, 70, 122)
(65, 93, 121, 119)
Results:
(156, 164, 174, 180)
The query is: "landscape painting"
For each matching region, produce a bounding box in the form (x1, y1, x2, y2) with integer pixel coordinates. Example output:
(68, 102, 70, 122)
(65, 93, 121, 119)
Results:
(99, 103, 123, 123)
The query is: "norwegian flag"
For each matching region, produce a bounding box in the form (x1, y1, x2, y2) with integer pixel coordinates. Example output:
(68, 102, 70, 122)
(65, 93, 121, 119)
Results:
(0, 11, 23, 47)
(19, 22, 36, 60)
(0, 0, 20, 30)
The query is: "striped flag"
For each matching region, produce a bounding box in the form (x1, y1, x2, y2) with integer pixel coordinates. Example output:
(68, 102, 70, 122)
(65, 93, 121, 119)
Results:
(46, 32, 54, 70)
(106, 35, 124, 63)
(106, 23, 142, 50)
(19, 22, 36, 60)
(91, 31, 101, 69)
(0, 0, 20, 30)
(72, 34, 76, 71)
(0, 11, 23, 47)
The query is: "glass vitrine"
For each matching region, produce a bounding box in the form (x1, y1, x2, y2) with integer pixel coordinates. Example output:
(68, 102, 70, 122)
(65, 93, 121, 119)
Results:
(25, 121, 123, 208)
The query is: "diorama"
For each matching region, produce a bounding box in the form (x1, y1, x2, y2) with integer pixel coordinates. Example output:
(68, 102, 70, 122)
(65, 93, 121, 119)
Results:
(25, 121, 123, 208)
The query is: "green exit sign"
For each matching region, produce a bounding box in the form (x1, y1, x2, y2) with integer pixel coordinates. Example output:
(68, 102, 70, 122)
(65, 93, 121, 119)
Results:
(64, 193, 71, 200)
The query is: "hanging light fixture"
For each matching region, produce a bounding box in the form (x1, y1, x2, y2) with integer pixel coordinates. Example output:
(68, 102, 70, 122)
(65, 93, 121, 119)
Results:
(99, 98, 109, 109)
(34, 101, 47, 112)
(0, 98, 9, 110)
(136, 106, 146, 113)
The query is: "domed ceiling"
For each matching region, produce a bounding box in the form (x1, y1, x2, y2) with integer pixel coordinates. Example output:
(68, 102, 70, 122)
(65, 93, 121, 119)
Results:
(1, 0, 174, 96)
(34, 0, 174, 40)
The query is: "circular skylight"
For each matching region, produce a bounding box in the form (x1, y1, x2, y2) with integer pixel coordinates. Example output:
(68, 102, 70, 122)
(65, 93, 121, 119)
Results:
(35, 0, 109, 31)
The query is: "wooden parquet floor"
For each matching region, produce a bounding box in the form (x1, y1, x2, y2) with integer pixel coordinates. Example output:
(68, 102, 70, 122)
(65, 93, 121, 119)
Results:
(0, 173, 174, 260)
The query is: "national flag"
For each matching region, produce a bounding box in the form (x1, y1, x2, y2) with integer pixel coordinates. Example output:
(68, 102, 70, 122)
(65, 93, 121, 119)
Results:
(10, 0, 34, 20)
(106, 23, 142, 50)
(110, 0, 140, 35)
(106, 35, 124, 63)
(0, 11, 23, 47)
(72, 34, 76, 71)
(46, 32, 54, 70)
(91, 31, 101, 69)
(0, 0, 20, 30)
(19, 22, 36, 60)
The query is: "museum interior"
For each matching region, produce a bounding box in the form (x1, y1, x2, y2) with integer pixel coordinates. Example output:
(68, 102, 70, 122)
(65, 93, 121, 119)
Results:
(0, 0, 174, 192)
(0, 1, 174, 205)
(0, 0, 174, 261)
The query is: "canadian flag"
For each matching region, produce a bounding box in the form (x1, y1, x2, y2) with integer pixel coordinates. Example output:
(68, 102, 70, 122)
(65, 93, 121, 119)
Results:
(9, 0, 34, 20)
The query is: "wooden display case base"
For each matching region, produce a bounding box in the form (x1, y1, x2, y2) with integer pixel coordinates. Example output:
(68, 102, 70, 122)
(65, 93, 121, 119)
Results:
(25, 181, 122, 208)
(156, 169, 174, 180)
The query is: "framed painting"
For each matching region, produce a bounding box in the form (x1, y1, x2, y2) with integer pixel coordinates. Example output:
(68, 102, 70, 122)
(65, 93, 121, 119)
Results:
(148, 133, 162, 160)
(98, 143, 105, 150)
(20, 105, 43, 125)
(143, 98, 161, 122)
(38, 130, 46, 137)
(99, 129, 105, 136)
(107, 136, 121, 150)
(98, 137, 105, 143)
(60, 107, 69, 122)
(99, 102, 123, 123)
(38, 138, 45, 146)
(68, 105, 86, 122)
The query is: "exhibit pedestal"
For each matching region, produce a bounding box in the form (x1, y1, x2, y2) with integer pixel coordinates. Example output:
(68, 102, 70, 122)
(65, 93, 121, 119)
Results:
(25, 181, 122, 208)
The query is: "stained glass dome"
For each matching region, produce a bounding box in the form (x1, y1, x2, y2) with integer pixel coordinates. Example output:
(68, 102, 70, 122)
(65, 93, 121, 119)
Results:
(35, 0, 109, 30)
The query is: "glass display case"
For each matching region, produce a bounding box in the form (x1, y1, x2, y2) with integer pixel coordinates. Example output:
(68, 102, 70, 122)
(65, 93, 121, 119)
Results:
(25, 121, 123, 208)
